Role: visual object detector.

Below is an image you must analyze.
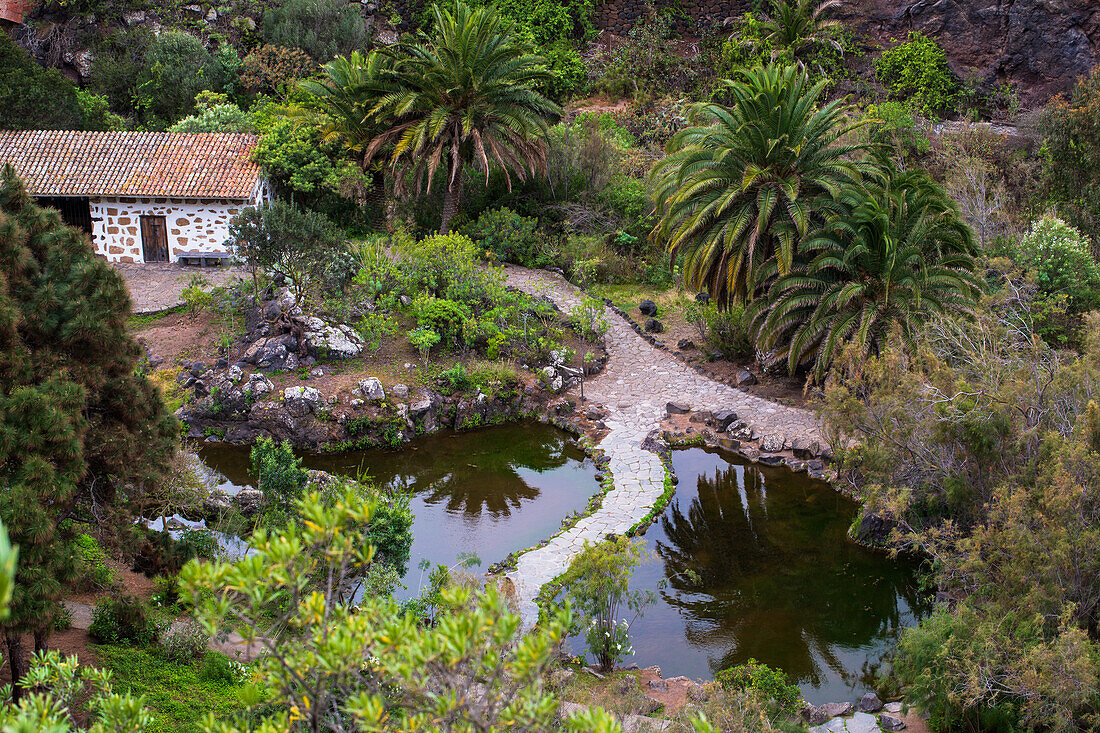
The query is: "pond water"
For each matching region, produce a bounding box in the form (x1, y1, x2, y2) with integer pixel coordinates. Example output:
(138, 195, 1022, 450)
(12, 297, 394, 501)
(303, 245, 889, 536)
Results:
(196, 423, 598, 598)
(614, 447, 930, 705)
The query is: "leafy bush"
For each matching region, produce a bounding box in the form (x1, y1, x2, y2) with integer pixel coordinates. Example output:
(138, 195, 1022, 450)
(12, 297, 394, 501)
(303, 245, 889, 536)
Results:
(199, 651, 250, 685)
(71, 533, 113, 591)
(89, 594, 157, 646)
(558, 536, 654, 672)
(569, 297, 609, 342)
(876, 32, 960, 119)
(228, 199, 344, 303)
(127, 32, 241, 127)
(175, 530, 221, 563)
(715, 658, 802, 716)
(242, 44, 317, 97)
(1016, 216, 1100, 310)
(262, 0, 369, 62)
(250, 438, 309, 522)
(706, 305, 752, 360)
(411, 296, 472, 346)
(463, 207, 545, 267)
(169, 98, 254, 134)
(409, 327, 441, 365)
(1040, 67, 1100, 238)
(355, 312, 398, 357)
(594, 12, 693, 102)
(159, 620, 209, 662)
(0, 33, 84, 129)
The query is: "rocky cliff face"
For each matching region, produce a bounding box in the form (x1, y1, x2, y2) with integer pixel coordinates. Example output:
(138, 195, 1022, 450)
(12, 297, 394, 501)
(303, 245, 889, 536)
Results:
(594, 0, 1098, 106)
(835, 0, 1100, 106)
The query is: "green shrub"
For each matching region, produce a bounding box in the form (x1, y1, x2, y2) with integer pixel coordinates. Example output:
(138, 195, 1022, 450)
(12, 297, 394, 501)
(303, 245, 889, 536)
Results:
(175, 529, 221, 563)
(569, 297, 609, 342)
(89, 594, 157, 646)
(409, 327, 441, 365)
(411, 296, 472, 346)
(706, 305, 752, 360)
(133, 32, 241, 127)
(199, 651, 250, 685)
(71, 533, 113, 591)
(440, 363, 473, 393)
(0, 33, 84, 129)
(262, 0, 368, 62)
(1016, 216, 1100, 309)
(250, 437, 309, 522)
(876, 32, 959, 119)
(463, 207, 545, 267)
(159, 620, 209, 662)
(715, 658, 802, 716)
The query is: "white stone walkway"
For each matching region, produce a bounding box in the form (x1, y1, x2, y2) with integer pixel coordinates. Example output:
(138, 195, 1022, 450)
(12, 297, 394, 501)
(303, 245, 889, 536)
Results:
(502, 266, 825, 624)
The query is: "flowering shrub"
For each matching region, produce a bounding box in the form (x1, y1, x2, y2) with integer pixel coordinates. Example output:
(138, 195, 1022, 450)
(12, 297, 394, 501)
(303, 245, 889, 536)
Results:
(558, 536, 654, 671)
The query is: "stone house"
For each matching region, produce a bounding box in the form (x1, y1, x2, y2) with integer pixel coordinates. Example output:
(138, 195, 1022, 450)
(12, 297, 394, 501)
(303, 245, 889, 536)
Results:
(0, 130, 270, 263)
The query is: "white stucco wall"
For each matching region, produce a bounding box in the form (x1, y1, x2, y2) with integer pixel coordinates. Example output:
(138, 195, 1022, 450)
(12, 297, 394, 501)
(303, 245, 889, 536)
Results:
(90, 197, 249, 263)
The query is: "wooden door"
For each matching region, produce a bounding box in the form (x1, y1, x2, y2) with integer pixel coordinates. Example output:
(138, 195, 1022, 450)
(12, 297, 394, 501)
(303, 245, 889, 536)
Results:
(140, 215, 169, 262)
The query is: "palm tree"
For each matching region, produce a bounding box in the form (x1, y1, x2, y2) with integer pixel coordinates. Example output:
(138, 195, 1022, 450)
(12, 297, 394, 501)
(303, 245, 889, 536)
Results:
(747, 168, 982, 379)
(650, 63, 872, 305)
(300, 51, 400, 224)
(738, 0, 843, 72)
(365, 2, 561, 233)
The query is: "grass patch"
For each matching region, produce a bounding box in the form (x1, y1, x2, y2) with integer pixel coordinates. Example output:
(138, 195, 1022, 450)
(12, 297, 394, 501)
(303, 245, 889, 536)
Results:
(128, 306, 185, 329)
(589, 284, 682, 317)
(93, 645, 248, 733)
(147, 367, 186, 413)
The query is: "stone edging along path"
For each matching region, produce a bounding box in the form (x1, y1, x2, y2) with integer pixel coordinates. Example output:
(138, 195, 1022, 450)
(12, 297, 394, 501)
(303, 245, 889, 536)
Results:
(500, 266, 826, 626)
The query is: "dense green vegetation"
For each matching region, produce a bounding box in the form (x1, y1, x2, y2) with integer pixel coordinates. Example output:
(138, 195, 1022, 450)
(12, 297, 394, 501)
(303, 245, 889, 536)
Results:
(6, 0, 1100, 728)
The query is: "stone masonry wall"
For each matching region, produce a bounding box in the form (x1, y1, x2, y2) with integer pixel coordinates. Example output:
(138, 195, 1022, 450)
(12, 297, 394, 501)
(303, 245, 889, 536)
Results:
(90, 197, 244, 263)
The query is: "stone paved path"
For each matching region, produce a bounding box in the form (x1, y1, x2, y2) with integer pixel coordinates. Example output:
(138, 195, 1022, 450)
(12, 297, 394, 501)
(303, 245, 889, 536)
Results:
(502, 266, 824, 624)
(113, 262, 243, 314)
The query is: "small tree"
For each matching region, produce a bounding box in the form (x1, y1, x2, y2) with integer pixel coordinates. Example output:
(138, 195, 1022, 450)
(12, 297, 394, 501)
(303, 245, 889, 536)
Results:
(409, 327, 441, 366)
(241, 44, 317, 98)
(558, 537, 655, 672)
(228, 199, 343, 303)
(179, 490, 622, 732)
(250, 437, 309, 521)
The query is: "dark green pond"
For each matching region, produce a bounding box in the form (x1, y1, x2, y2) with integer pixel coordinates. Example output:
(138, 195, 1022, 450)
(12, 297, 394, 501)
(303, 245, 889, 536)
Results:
(196, 424, 598, 597)
(620, 447, 930, 705)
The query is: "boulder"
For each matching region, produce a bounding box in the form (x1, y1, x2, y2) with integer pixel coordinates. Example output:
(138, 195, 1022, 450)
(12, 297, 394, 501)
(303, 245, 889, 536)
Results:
(233, 487, 264, 517)
(354, 377, 386, 402)
(694, 291, 710, 304)
(801, 704, 828, 725)
(247, 373, 273, 397)
(688, 410, 713, 424)
(883, 702, 903, 714)
(879, 714, 906, 732)
(541, 366, 564, 392)
(859, 692, 883, 713)
(665, 401, 691, 416)
(734, 368, 758, 386)
(822, 702, 854, 718)
(639, 299, 658, 316)
(846, 712, 880, 733)
(644, 318, 663, 333)
(283, 386, 324, 412)
(760, 434, 786, 452)
(296, 317, 365, 359)
(647, 679, 667, 691)
(392, 383, 409, 399)
(712, 409, 738, 431)
(226, 365, 243, 383)
(791, 437, 822, 458)
(676, 339, 695, 350)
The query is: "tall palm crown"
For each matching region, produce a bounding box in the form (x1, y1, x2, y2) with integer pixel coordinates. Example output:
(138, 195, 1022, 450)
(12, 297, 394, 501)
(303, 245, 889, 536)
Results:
(301, 51, 400, 164)
(745, 0, 843, 70)
(748, 168, 982, 379)
(651, 64, 871, 305)
(366, 2, 561, 233)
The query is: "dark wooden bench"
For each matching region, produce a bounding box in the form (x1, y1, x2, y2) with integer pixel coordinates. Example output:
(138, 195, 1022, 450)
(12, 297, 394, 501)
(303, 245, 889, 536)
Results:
(177, 251, 232, 267)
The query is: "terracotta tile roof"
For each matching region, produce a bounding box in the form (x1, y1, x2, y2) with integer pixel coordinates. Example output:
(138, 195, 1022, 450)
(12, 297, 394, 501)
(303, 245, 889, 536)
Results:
(0, 0, 31, 23)
(0, 131, 262, 199)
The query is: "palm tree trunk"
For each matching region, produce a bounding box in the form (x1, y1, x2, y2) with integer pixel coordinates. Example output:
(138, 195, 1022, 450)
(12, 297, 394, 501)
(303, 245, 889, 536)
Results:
(440, 174, 464, 235)
(364, 168, 385, 231)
